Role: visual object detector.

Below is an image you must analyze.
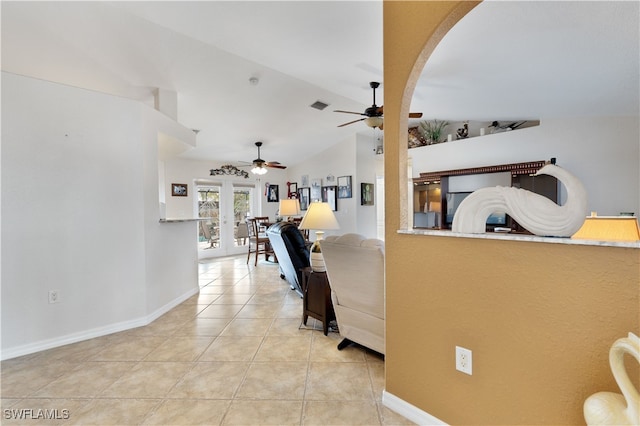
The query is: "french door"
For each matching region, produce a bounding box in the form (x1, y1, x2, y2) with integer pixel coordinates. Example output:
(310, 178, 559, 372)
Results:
(197, 181, 256, 258)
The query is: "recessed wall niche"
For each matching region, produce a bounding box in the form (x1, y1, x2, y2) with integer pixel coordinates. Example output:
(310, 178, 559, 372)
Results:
(408, 120, 540, 148)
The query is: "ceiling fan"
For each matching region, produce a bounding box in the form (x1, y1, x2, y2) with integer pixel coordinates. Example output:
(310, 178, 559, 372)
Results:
(335, 82, 423, 129)
(242, 142, 286, 175)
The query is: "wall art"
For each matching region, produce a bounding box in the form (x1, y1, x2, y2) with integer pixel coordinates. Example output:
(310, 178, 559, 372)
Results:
(361, 182, 374, 206)
(337, 175, 352, 198)
(171, 183, 188, 197)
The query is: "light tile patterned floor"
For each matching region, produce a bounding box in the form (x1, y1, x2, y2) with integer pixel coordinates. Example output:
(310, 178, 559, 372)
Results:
(1, 255, 414, 425)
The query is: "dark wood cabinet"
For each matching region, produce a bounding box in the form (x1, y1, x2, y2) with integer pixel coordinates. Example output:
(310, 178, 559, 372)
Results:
(301, 267, 335, 336)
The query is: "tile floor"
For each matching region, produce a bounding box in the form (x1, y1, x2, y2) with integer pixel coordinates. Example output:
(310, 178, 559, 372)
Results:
(1, 255, 414, 425)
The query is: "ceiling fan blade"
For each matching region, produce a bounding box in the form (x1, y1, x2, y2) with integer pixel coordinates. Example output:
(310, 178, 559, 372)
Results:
(377, 105, 383, 115)
(334, 110, 366, 116)
(338, 118, 366, 127)
(266, 162, 287, 169)
(409, 112, 423, 118)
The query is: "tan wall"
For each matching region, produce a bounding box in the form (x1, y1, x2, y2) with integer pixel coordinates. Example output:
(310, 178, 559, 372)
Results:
(382, 2, 640, 425)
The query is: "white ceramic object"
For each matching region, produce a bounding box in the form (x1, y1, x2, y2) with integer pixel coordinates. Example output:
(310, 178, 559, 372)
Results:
(584, 332, 640, 425)
(452, 164, 588, 236)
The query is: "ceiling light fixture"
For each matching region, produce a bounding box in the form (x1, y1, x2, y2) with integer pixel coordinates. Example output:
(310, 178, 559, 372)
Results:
(251, 164, 268, 175)
(364, 116, 383, 128)
(250, 142, 269, 175)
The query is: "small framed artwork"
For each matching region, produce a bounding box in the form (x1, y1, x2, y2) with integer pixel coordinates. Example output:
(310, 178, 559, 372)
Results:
(298, 187, 310, 210)
(322, 185, 338, 211)
(310, 178, 322, 202)
(267, 184, 279, 202)
(287, 182, 298, 198)
(171, 183, 188, 197)
(337, 175, 352, 199)
(301, 175, 309, 187)
(361, 182, 374, 206)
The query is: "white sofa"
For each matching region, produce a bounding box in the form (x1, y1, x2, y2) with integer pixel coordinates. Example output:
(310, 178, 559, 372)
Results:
(320, 234, 385, 355)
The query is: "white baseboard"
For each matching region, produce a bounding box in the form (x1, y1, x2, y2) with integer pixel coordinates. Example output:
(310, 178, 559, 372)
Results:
(145, 287, 200, 324)
(382, 390, 448, 425)
(0, 287, 199, 361)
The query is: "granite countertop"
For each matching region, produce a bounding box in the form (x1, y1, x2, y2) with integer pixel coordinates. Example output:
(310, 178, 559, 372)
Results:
(159, 218, 205, 223)
(398, 229, 640, 249)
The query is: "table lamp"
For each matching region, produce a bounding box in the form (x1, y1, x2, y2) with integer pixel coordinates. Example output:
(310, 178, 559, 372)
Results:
(279, 198, 301, 221)
(571, 213, 640, 242)
(299, 201, 340, 271)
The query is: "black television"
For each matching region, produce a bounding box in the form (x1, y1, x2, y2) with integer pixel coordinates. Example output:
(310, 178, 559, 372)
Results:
(445, 192, 507, 227)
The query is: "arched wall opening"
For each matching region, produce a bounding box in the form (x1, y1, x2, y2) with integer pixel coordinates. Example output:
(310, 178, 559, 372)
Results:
(381, 2, 638, 425)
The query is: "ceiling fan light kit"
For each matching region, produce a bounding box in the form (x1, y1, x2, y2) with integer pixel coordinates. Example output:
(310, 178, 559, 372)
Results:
(364, 116, 384, 128)
(251, 164, 268, 175)
(244, 141, 287, 175)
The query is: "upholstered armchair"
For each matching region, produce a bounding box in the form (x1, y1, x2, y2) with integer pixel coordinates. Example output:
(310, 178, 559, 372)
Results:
(320, 234, 385, 355)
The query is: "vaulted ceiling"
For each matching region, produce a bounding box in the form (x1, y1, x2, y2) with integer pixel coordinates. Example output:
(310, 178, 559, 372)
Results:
(2, 1, 637, 168)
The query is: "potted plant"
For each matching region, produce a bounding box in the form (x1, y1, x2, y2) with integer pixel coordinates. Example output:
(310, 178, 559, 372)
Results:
(419, 119, 449, 144)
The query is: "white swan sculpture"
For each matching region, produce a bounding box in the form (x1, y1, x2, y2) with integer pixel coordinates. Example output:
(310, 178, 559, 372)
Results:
(584, 332, 640, 425)
(452, 164, 588, 237)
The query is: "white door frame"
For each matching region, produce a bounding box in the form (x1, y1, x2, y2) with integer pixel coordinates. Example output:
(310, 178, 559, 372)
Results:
(196, 179, 259, 259)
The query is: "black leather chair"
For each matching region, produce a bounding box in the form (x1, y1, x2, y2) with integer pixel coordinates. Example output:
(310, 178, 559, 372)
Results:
(266, 221, 310, 296)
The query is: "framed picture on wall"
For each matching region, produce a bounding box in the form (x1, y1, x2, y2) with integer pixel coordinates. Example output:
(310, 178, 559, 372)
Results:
(288, 182, 298, 198)
(337, 175, 352, 199)
(171, 183, 188, 197)
(298, 187, 310, 210)
(361, 182, 374, 206)
(310, 178, 322, 202)
(267, 184, 279, 202)
(322, 185, 338, 211)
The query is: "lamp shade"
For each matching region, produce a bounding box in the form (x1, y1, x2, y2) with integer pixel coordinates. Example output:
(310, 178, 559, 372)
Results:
(279, 199, 301, 217)
(299, 202, 340, 272)
(571, 216, 640, 242)
(299, 202, 340, 231)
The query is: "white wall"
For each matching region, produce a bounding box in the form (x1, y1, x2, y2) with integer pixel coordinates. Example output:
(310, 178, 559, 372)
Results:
(1, 73, 198, 359)
(162, 132, 384, 242)
(141, 113, 200, 317)
(356, 132, 384, 238)
(162, 157, 288, 220)
(408, 117, 640, 216)
(286, 134, 359, 238)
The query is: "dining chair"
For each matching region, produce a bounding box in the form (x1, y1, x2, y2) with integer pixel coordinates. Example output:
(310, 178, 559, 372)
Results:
(254, 216, 270, 233)
(246, 218, 274, 266)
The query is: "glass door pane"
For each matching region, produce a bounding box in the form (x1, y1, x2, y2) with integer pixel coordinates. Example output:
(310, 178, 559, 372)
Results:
(232, 186, 252, 249)
(197, 186, 220, 251)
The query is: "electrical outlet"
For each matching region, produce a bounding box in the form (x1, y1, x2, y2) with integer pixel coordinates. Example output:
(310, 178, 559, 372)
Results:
(48, 290, 60, 304)
(456, 346, 473, 375)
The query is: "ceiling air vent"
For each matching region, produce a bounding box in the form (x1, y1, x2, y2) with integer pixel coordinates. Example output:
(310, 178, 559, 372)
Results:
(310, 100, 329, 111)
